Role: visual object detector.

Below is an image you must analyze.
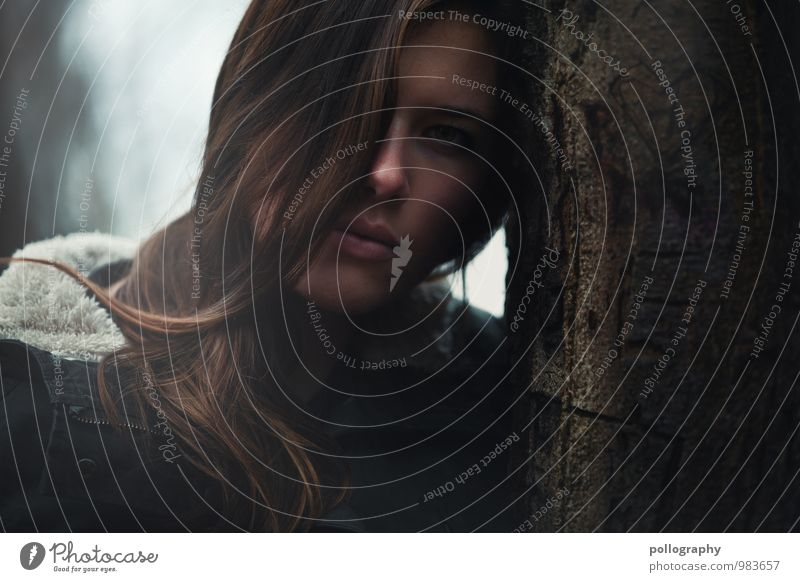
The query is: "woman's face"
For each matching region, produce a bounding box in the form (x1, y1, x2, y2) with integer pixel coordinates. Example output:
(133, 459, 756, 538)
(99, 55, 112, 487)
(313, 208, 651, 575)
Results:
(294, 18, 501, 315)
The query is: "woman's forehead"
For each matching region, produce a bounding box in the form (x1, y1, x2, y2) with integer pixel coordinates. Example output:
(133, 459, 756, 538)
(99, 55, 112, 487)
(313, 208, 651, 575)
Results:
(398, 21, 498, 119)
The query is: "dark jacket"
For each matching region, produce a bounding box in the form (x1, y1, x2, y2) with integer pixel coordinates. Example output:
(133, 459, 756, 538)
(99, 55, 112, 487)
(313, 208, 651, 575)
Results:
(0, 233, 520, 532)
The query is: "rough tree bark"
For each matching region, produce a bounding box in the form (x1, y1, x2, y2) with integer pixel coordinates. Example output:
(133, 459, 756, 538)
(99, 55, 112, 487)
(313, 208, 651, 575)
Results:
(508, 0, 800, 531)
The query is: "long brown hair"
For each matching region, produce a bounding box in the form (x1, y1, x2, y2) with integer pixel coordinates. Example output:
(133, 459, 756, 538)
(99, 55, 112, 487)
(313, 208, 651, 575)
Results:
(2, 0, 528, 531)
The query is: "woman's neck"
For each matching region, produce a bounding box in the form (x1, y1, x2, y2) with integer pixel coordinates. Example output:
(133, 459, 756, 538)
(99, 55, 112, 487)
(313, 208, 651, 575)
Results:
(279, 287, 356, 406)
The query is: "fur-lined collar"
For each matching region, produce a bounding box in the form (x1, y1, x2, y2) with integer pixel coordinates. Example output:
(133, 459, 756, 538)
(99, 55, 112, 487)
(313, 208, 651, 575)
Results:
(0, 232, 137, 362)
(0, 233, 501, 374)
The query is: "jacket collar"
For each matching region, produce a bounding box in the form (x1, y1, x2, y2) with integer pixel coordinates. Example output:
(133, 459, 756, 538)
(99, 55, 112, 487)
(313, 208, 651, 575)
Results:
(0, 232, 137, 362)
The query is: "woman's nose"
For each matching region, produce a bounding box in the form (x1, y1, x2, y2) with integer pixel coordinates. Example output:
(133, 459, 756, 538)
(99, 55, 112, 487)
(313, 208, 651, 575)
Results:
(365, 125, 409, 201)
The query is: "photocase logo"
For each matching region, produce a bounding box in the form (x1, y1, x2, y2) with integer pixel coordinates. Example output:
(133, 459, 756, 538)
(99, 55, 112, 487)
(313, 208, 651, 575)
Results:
(20, 542, 46, 570)
(390, 234, 413, 292)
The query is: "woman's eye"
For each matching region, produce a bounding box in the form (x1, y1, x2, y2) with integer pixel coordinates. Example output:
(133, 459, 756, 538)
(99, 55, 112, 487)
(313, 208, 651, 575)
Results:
(423, 125, 473, 149)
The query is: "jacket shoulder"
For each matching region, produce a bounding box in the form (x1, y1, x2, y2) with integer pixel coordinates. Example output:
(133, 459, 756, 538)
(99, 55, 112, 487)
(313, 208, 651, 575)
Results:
(0, 338, 150, 429)
(0, 338, 213, 532)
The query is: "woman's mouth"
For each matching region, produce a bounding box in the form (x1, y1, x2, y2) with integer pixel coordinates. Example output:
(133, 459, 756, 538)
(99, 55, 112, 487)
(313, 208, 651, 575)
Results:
(328, 228, 395, 261)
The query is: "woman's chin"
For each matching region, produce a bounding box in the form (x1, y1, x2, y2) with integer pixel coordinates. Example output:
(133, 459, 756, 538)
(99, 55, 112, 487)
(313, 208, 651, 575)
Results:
(292, 277, 391, 315)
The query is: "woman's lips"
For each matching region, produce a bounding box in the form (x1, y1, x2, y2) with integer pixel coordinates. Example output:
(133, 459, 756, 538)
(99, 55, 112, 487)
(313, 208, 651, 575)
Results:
(328, 228, 394, 261)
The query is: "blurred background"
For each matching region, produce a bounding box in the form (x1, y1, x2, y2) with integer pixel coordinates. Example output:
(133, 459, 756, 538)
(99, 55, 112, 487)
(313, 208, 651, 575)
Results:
(0, 0, 507, 315)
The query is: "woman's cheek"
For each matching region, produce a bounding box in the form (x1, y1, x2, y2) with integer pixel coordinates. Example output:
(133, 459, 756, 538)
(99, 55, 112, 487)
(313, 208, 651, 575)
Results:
(402, 173, 487, 271)
(416, 215, 464, 268)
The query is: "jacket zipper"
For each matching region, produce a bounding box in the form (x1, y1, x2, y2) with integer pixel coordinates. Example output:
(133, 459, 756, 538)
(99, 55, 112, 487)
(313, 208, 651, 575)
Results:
(68, 410, 156, 434)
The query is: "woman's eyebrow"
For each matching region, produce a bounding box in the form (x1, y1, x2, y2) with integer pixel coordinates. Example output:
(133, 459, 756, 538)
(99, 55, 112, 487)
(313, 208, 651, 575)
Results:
(432, 105, 494, 125)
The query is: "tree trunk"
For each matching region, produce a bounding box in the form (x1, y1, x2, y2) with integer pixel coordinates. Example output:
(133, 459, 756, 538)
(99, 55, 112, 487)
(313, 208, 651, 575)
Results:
(509, 0, 800, 531)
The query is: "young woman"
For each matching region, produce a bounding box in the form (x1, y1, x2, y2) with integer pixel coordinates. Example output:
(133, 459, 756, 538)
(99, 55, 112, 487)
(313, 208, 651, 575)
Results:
(0, 0, 533, 532)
